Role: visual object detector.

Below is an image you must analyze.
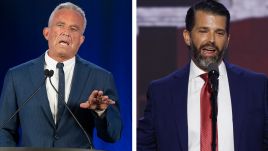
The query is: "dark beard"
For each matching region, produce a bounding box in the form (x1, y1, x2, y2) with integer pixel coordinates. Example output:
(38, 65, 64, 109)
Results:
(190, 41, 225, 71)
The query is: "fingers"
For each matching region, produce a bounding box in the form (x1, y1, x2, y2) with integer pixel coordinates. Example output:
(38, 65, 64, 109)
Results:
(80, 90, 99, 109)
(101, 96, 115, 105)
(80, 90, 115, 111)
(80, 102, 89, 109)
(88, 90, 99, 102)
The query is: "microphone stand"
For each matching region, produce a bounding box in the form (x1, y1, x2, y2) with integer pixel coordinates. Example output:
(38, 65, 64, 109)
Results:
(0, 70, 51, 129)
(209, 74, 218, 151)
(48, 76, 94, 150)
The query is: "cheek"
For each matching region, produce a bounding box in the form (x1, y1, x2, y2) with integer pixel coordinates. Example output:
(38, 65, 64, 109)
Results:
(71, 40, 81, 49)
(49, 28, 61, 37)
(191, 39, 203, 50)
(190, 35, 206, 48)
(216, 39, 228, 49)
(73, 36, 83, 46)
(48, 32, 58, 41)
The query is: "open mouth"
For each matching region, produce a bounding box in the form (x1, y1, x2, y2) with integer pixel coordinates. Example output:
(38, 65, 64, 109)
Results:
(59, 40, 70, 46)
(201, 46, 217, 56)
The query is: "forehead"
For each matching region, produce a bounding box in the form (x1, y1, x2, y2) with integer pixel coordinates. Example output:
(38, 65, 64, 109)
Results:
(51, 8, 84, 25)
(194, 10, 227, 29)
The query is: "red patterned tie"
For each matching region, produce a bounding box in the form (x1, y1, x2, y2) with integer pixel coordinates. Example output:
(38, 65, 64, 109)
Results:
(200, 73, 218, 151)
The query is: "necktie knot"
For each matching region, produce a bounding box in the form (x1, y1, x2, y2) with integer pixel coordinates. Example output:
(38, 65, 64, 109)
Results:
(56, 62, 64, 69)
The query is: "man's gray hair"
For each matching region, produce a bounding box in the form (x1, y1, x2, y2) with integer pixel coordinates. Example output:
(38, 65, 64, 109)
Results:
(48, 2, 87, 33)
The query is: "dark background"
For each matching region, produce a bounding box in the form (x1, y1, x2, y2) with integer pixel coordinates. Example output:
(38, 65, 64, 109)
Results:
(0, 0, 131, 151)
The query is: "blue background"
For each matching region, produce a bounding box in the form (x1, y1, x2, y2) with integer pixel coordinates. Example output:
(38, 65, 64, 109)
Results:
(0, 0, 132, 151)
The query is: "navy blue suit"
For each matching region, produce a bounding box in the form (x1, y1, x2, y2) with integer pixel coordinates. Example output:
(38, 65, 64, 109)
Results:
(138, 62, 268, 151)
(0, 54, 122, 148)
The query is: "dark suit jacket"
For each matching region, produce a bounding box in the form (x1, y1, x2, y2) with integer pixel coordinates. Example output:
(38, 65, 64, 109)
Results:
(137, 62, 268, 151)
(0, 54, 122, 148)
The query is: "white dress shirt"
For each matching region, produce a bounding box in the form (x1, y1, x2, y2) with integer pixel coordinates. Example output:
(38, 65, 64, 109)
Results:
(187, 60, 234, 151)
(44, 51, 75, 123)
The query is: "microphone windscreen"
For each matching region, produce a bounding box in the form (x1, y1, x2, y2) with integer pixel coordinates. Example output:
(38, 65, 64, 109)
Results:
(44, 69, 50, 77)
(49, 70, 54, 77)
(208, 63, 219, 73)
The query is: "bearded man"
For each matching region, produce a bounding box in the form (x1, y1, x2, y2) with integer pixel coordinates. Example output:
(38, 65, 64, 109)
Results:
(137, 1, 268, 151)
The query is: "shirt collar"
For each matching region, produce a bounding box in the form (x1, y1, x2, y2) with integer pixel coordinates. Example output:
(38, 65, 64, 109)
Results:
(45, 50, 76, 69)
(189, 60, 227, 80)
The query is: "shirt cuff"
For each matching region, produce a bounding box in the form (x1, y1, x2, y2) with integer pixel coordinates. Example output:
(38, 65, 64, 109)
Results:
(95, 109, 106, 117)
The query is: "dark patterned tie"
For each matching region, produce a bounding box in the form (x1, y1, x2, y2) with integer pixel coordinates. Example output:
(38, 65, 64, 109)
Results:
(200, 73, 217, 151)
(56, 62, 65, 123)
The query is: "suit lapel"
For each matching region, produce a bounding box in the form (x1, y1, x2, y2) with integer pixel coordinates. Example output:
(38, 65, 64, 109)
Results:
(168, 62, 246, 151)
(170, 64, 190, 151)
(29, 54, 55, 128)
(226, 63, 246, 151)
(57, 56, 90, 127)
(67, 56, 89, 107)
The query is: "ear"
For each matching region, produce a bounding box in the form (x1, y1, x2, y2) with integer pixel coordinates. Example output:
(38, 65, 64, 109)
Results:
(43, 27, 49, 40)
(183, 29, 191, 46)
(226, 33, 230, 47)
(79, 35, 85, 45)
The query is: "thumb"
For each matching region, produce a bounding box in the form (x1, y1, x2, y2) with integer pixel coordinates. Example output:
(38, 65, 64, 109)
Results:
(80, 102, 89, 109)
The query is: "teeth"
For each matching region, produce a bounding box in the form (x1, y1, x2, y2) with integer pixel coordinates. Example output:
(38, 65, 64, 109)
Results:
(59, 41, 69, 46)
(203, 47, 215, 51)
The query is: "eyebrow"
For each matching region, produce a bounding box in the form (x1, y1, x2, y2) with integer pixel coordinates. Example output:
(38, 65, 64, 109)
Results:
(196, 27, 226, 32)
(70, 25, 80, 30)
(55, 22, 81, 30)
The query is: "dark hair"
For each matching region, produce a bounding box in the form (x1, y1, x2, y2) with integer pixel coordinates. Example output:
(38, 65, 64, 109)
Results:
(185, 0, 230, 33)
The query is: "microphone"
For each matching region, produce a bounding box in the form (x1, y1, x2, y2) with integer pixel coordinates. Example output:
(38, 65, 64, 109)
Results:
(45, 69, 54, 78)
(208, 63, 219, 93)
(0, 69, 52, 129)
(47, 70, 94, 149)
(207, 63, 219, 151)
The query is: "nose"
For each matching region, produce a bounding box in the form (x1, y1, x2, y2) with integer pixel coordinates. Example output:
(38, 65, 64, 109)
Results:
(61, 30, 70, 37)
(208, 32, 215, 43)
(63, 32, 69, 36)
(59, 27, 71, 37)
